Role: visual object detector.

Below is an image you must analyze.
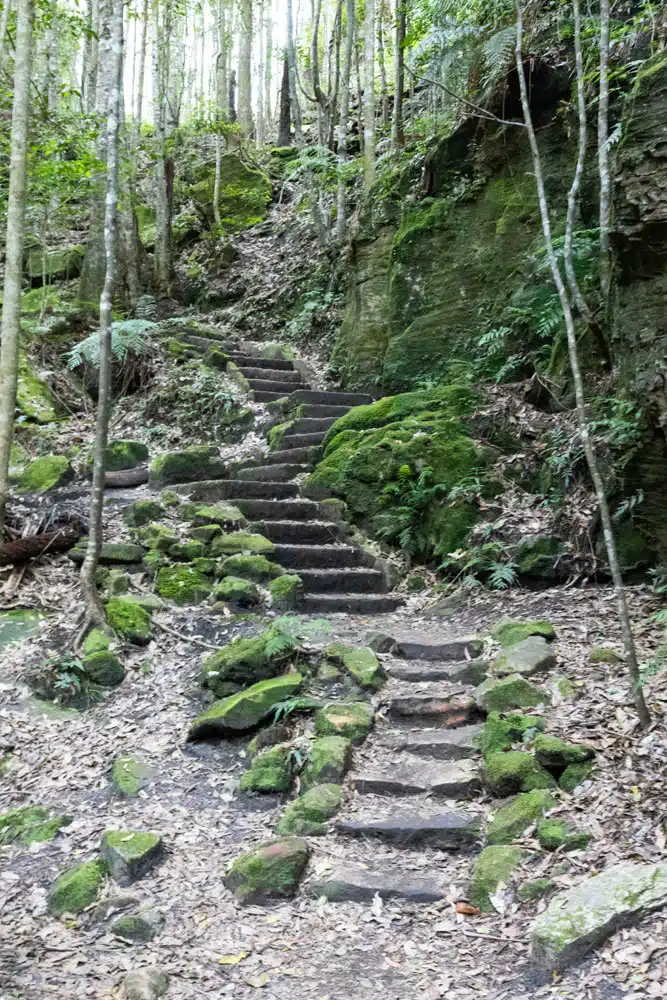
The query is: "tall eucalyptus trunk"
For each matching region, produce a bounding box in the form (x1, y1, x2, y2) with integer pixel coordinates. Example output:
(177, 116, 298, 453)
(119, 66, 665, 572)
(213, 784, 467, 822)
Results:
(264, 7, 272, 137)
(238, 0, 253, 134)
(277, 55, 291, 145)
(392, 0, 405, 147)
(0, 0, 13, 72)
(256, 0, 265, 145)
(286, 0, 302, 143)
(363, 0, 375, 187)
(336, 0, 354, 242)
(153, 0, 172, 296)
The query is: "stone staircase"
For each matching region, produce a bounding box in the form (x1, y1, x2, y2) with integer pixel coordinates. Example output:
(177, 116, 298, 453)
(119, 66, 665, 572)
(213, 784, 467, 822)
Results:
(173, 330, 403, 614)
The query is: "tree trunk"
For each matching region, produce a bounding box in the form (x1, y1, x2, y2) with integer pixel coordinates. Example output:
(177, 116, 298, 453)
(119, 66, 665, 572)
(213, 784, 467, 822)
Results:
(377, 0, 388, 126)
(213, 0, 227, 227)
(514, 3, 650, 729)
(135, 0, 148, 127)
(80, 0, 123, 634)
(85, 0, 99, 114)
(238, 0, 253, 135)
(392, 0, 405, 147)
(46, 0, 59, 111)
(0, 0, 33, 539)
(0, 0, 13, 72)
(598, 0, 612, 308)
(286, 0, 302, 143)
(336, 0, 354, 242)
(256, 0, 265, 145)
(277, 55, 291, 145)
(228, 67, 237, 122)
(363, 0, 375, 187)
(153, 0, 171, 296)
(264, 7, 272, 138)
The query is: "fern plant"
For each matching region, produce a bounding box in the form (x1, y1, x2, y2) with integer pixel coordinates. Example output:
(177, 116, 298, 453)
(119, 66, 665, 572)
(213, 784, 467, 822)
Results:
(374, 466, 449, 560)
(65, 319, 158, 370)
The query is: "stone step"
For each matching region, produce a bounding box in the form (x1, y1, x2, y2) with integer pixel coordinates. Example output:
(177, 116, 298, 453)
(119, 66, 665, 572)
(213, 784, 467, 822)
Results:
(290, 389, 373, 407)
(234, 463, 308, 482)
(292, 417, 337, 433)
(378, 725, 483, 761)
(229, 498, 320, 520)
(302, 593, 403, 614)
(247, 378, 309, 394)
(273, 543, 365, 569)
(253, 390, 291, 403)
(298, 567, 388, 593)
(180, 333, 235, 350)
(281, 432, 327, 449)
(338, 810, 480, 848)
(251, 519, 342, 544)
(311, 867, 444, 904)
(388, 692, 477, 727)
(261, 446, 319, 466)
(172, 479, 299, 501)
(370, 633, 484, 662)
(238, 366, 303, 383)
(353, 759, 480, 798)
(298, 404, 351, 419)
(227, 353, 295, 371)
(387, 659, 489, 686)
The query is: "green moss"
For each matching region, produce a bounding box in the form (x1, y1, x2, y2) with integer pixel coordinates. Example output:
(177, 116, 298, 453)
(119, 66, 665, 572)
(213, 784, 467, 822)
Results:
(102, 829, 163, 883)
(143, 549, 169, 574)
(95, 440, 148, 472)
(111, 907, 164, 942)
(484, 751, 556, 796)
(537, 820, 592, 852)
(26, 244, 84, 281)
(137, 524, 178, 551)
(123, 499, 164, 527)
(559, 761, 595, 791)
(190, 524, 223, 543)
(240, 745, 293, 792)
(533, 734, 594, 772)
(225, 837, 310, 904)
(476, 711, 546, 756)
(168, 539, 206, 561)
(589, 646, 622, 664)
(155, 564, 211, 604)
(268, 574, 303, 609)
(487, 789, 557, 845)
(160, 489, 182, 507)
(48, 859, 108, 916)
(188, 673, 303, 738)
(200, 632, 292, 697)
(82, 650, 126, 686)
(148, 446, 227, 486)
(268, 420, 294, 451)
(475, 674, 550, 712)
(218, 554, 284, 581)
(17, 455, 73, 493)
(107, 569, 130, 595)
(276, 784, 343, 835)
(16, 355, 58, 423)
(69, 541, 145, 566)
(515, 537, 564, 579)
(302, 736, 352, 789)
(470, 846, 523, 912)
(323, 643, 386, 690)
(0, 805, 72, 845)
(106, 597, 152, 645)
(214, 576, 261, 608)
(315, 702, 373, 743)
(189, 503, 246, 528)
(111, 757, 155, 796)
(202, 345, 229, 370)
(518, 878, 553, 902)
(491, 618, 555, 647)
(322, 385, 480, 441)
(190, 153, 272, 232)
(211, 532, 275, 556)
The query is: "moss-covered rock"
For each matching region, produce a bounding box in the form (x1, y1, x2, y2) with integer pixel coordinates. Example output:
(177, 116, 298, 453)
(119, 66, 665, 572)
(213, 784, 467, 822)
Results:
(491, 618, 555, 647)
(239, 744, 293, 792)
(69, 541, 145, 566)
(160, 489, 182, 507)
(315, 702, 373, 743)
(82, 628, 110, 656)
(218, 554, 284, 581)
(515, 535, 564, 579)
(111, 757, 155, 797)
(200, 632, 292, 698)
(323, 643, 386, 690)
(101, 829, 163, 885)
(559, 761, 595, 791)
(137, 524, 178, 552)
(16, 355, 58, 422)
(148, 446, 227, 486)
(0, 805, 72, 845)
(95, 439, 148, 472)
(155, 564, 211, 604)
(470, 845, 523, 912)
(214, 575, 261, 608)
(107, 569, 130, 595)
(548, 674, 578, 702)
(123, 499, 164, 528)
(111, 906, 165, 942)
(537, 820, 592, 852)
(302, 736, 352, 789)
(188, 673, 303, 739)
(190, 153, 272, 232)
(211, 532, 275, 556)
(82, 650, 126, 686)
(533, 734, 595, 773)
(493, 636, 557, 678)
(188, 503, 246, 528)
(276, 784, 343, 835)
(225, 837, 310, 904)
(476, 711, 546, 756)
(518, 878, 554, 902)
(106, 597, 152, 645)
(48, 859, 108, 916)
(17, 455, 73, 493)
(484, 751, 556, 797)
(487, 789, 557, 845)
(202, 345, 229, 370)
(590, 646, 622, 664)
(190, 524, 223, 543)
(475, 674, 549, 712)
(268, 574, 303, 610)
(168, 539, 206, 561)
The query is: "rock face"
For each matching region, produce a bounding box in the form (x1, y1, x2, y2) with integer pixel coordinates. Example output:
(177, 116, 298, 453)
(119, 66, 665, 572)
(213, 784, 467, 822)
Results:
(493, 636, 557, 678)
(225, 838, 310, 904)
(188, 673, 303, 739)
(101, 830, 163, 885)
(531, 862, 667, 970)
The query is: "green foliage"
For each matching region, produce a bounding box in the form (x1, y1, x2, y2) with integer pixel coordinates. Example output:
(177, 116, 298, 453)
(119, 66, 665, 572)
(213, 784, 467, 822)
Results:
(440, 540, 518, 590)
(29, 654, 104, 708)
(141, 360, 240, 440)
(272, 696, 324, 723)
(65, 320, 158, 370)
(375, 466, 449, 557)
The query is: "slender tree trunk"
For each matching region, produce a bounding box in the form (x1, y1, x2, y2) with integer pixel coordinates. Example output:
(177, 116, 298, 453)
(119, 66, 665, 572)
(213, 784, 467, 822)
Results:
(515, 3, 649, 728)
(377, 0, 388, 126)
(598, 0, 611, 308)
(153, 0, 171, 296)
(46, 0, 59, 111)
(286, 0, 302, 142)
(80, 0, 123, 634)
(363, 0, 375, 187)
(135, 0, 148, 127)
(355, 28, 363, 151)
(264, 7, 272, 139)
(392, 0, 405, 147)
(256, 0, 265, 145)
(0, 0, 33, 539)
(277, 55, 291, 145)
(0, 0, 13, 71)
(213, 0, 227, 227)
(228, 66, 237, 121)
(238, 0, 253, 134)
(85, 0, 99, 114)
(336, 0, 353, 242)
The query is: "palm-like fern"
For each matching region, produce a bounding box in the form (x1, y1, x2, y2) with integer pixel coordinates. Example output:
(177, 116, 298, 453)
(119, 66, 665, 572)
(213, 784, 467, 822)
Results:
(65, 319, 158, 370)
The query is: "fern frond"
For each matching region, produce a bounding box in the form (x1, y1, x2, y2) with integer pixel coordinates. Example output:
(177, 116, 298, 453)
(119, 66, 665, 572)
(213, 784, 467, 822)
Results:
(487, 561, 518, 590)
(482, 26, 516, 88)
(65, 319, 157, 370)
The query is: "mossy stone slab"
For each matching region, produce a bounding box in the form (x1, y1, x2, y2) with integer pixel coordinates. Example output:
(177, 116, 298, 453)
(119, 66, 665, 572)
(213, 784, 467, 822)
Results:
(484, 751, 556, 796)
(101, 829, 163, 885)
(106, 597, 152, 645)
(324, 643, 386, 690)
(18, 455, 74, 493)
(475, 674, 550, 712)
(48, 859, 108, 916)
(211, 532, 275, 556)
(0, 805, 72, 845)
(276, 784, 343, 836)
(302, 736, 352, 789)
(111, 757, 156, 797)
(148, 445, 227, 486)
(225, 837, 310, 904)
(470, 845, 523, 912)
(239, 745, 293, 793)
(487, 789, 557, 845)
(111, 906, 165, 942)
(83, 650, 126, 686)
(188, 673, 303, 739)
(315, 702, 374, 743)
(493, 636, 557, 678)
(491, 617, 555, 647)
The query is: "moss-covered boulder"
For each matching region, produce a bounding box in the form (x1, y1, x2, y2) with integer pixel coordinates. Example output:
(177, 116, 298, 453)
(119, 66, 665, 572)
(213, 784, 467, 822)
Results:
(0, 805, 72, 845)
(487, 789, 557, 845)
(491, 618, 555, 647)
(276, 784, 343, 836)
(213, 576, 261, 608)
(123, 499, 164, 528)
(323, 643, 386, 690)
(484, 751, 556, 797)
(106, 597, 152, 645)
(225, 837, 310, 904)
(48, 859, 108, 916)
(188, 503, 246, 528)
(475, 674, 549, 712)
(268, 573, 303, 610)
(470, 845, 523, 912)
(17, 455, 74, 493)
(211, 532, 275, 556)
(476, 711, 546, 756)
(515, 535, 565, 579)
(218, 554, 284, 581)
(137, 524, 178, 552)
(188, 673, 303, 739)
(111, 757, 155, 797)
(69, 541, 145, 566)
(155, 564, 211, 604)
(16, 355, 57, 422)
(82, 628, 109, 656)
(101, 829, 163, 885)
(590, 646, 622, 664)
(201, 632, 293, 697)
(493, 636, 557, 678)
(168, 539, 206, 561)
(315, 702, 373, 743)
(95, 439, 148, 472)
(533, 734, 595, 773)
(82, 650, 126, 686)
(559, 761, 595, 791)
(190, 524, 222, 543)
(302, 736, 352, 789)
(148, 446, 227, 486)
(191, 152, 272, 231)
(111, 906, 165, 942)
(537, 819, 592, 852)
(239, 744, 293, 793)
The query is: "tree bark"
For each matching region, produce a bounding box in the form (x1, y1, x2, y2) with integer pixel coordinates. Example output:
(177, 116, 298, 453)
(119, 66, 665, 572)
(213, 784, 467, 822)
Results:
(0, 0, 13, 72)
(46, 0, 59, 111)
(363, 0, 375, 187)
(84, 0, 99, 114)
(153, 0, 172, 296)
(598, 0, 612, 308)
(264, 6, 272, 138)
(392, 0, 405, 147)
(238, 0, 253, 135)
(256, 0, 265, 145)
(213, 0, 227, 227)
(0, 0, 33, 539)
(515, 3, 650, 728)
(277, 55, 291, 145)
(286, 0, 302, 143)
(336, 0, 354, 242)
(80, 0, 123, 635)
(377, 0, 388, 126)
(135, 0, 148, 127)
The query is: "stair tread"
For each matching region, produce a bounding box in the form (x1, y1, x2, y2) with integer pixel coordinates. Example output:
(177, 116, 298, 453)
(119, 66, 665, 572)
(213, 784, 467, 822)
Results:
(310, 866, 445, 903)
(376, 725, 483, 760)
(337, 809, 480, 847)
(247, 378, 309, 392)
(302, 594, 403, 613)
(353, 758, 480, 797)
(386, 659, 489, 685)
(227, 353, 295, 370)
(238, 367, 303, 382)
